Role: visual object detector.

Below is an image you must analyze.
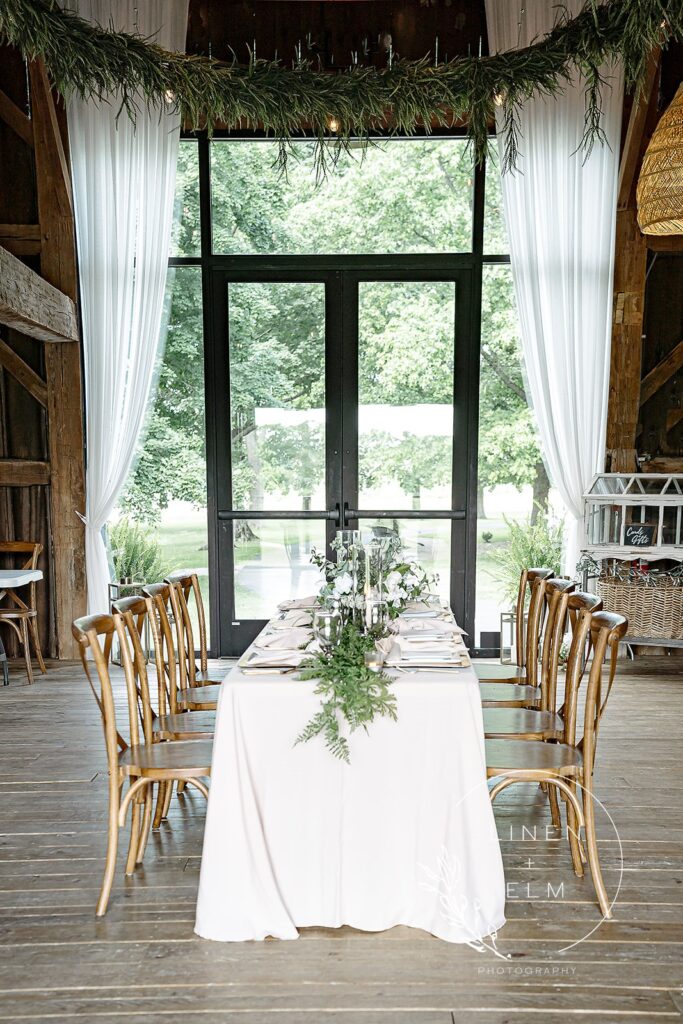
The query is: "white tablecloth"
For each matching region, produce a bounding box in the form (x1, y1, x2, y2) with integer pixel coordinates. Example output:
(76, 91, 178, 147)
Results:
(195, 623, 506, 944)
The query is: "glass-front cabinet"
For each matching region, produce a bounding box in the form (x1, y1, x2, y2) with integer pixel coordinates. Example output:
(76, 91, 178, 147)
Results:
(583, 474, 683, 560)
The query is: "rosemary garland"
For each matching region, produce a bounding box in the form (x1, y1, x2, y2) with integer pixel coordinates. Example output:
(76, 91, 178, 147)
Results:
(1, 0, 681, 171)
(296, 623, 397, 764)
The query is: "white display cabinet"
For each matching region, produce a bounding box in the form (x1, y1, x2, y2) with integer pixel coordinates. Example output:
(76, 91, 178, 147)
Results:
(582, 473, 683, 649)
(583, 473, 683, 562)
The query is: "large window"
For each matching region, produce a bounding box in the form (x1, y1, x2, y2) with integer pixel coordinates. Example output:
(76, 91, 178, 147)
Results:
(117, 134, 541, 656)
(211, 139, 474, 255)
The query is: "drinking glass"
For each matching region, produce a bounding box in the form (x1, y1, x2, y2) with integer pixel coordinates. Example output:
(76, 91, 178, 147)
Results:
(312, 609, 342, 649)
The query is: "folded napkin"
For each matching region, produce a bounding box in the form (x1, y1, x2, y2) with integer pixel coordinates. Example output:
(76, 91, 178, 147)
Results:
(402, 601, 440, 618)
(270, 610, 313, 630)
(393, 618, 465, 637)
(243, 648, 307, 668)
(377, 636, 461, 665)
(255, 627, 311, 651)
(278, 595, 318, 611)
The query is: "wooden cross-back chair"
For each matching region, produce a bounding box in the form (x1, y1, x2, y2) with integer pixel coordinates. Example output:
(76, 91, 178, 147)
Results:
(0, 541, 46, 684)
(144, 582, 221, 712)
(72, 610, 213, 917)
(112, 594, 215, 742)
(71, 610, 210, 917)
(479, 570, 557, 708)
(113, 594, 215, 831)
(486, 608, 628, 918)
(476, 567, 554, 683)
(484, 584, 602, 831)
(165, 572, 223, 687)
(482, 581, 601, 737)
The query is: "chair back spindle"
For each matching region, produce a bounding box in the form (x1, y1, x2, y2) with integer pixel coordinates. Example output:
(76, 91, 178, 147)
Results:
(538, 578, 576, 710)
(512, 567, 555, 669)
(166, 573, 208, 681)
(111, 597, 156, 745)
(143, 583, 184, 715)
(561, 608, 627, 759)
(72, 615, 126, 779)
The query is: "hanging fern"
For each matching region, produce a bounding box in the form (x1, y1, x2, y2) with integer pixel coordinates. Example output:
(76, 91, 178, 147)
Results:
(0, 0, 680, 172)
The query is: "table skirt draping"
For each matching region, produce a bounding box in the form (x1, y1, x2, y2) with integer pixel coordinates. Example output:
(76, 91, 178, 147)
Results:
(195, 661, 506, 944)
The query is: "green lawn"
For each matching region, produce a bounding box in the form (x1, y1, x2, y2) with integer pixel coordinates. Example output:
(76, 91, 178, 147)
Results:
(152, 505, 518, 641)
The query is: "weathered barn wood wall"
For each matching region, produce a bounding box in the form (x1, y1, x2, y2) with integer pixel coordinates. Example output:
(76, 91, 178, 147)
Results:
(0, 43, 86, 660)
(0, 46, 54, 656)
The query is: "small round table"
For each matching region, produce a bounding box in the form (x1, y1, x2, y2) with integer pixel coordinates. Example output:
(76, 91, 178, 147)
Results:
(0, 569, 44, 685)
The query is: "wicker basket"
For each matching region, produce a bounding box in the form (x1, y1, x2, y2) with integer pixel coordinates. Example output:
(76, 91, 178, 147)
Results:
(597, 577, 683, 640)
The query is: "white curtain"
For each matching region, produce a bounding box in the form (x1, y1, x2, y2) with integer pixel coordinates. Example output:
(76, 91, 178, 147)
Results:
(67, 0, 188, 612)
(484, 0, 623, 573)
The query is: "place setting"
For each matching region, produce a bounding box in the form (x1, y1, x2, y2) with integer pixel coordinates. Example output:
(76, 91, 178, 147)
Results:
(237, 529, 472, 702)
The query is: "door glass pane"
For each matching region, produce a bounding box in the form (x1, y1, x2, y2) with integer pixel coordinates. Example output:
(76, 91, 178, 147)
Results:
(170, 139, 200, 257)
(476, 265, 548, 652)
(484, 147, 509, 256)
(228, 282, 326, 512)
(360, 519, 450, 603)
(358, 281, 455, 511)
(116, 266, 209, 641)
(233, 519, 325, 619)
(211, 139, 473, 256)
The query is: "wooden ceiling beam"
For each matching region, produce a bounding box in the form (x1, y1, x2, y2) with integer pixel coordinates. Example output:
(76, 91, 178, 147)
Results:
(28, 61, 73, 219)
(666, 407, 683, 434)
(0, 89, 34, 149)
(617, 48, 660, 211)
(606, 48, 662, 473)
(639, 456, 683, 473)
(0, 223, 42, 257)
(0, 244, 78, 344)
(647, 235, 683, 252)
(640, 339, 683, 406)
(0, 337, 48, 408)
(0, 459, 50, 487)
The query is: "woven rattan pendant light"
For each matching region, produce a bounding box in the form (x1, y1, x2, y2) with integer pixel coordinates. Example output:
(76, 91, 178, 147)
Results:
(637, 83, 683, 235)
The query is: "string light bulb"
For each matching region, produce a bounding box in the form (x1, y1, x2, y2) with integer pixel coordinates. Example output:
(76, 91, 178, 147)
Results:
(327, 116, 340, 133)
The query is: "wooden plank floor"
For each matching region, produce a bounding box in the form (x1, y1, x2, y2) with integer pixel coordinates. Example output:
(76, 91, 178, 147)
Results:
(0, 655, 681, 1023)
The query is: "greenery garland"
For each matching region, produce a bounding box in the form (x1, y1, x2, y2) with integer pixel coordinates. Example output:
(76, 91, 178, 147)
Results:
(296, 623, 397, 763)
(1, 0, 682, 171)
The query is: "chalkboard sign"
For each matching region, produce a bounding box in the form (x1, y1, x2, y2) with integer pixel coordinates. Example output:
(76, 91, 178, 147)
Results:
(624, 523, 656, 547)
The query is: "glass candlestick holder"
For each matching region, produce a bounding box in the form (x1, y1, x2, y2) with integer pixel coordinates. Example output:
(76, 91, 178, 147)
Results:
(364, 647, 384, 673)
(335, 529, 363, 626)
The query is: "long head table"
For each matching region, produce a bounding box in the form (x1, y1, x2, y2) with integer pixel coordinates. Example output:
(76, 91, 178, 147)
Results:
(195, 609, 506, 944)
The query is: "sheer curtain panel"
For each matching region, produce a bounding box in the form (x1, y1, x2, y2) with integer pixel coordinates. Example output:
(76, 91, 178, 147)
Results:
(484, 0, 623, 572)
(66, 0, 188, 613)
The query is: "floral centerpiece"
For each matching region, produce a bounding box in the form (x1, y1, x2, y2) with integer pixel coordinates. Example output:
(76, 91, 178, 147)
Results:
(299, 530, 439, 762)
(384, 560, 438, 617)
(310, 531, 437, 618)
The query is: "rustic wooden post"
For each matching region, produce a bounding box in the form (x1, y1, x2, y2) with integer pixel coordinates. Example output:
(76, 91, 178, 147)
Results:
(605, 52, 660, 474)
(28, 59, 86, 658)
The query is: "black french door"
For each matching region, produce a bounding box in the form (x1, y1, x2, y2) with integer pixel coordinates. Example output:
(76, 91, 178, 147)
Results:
(206, 263, 479, 656)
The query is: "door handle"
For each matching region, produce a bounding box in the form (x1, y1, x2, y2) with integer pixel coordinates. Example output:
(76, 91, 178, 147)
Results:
(329, 502, 353, 527)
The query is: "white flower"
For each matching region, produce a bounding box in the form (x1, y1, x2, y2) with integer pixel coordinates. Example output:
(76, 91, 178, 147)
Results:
(333, 572, 353, 596)
(386, 583, 407, 605)
(386, 570, 402, 589)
